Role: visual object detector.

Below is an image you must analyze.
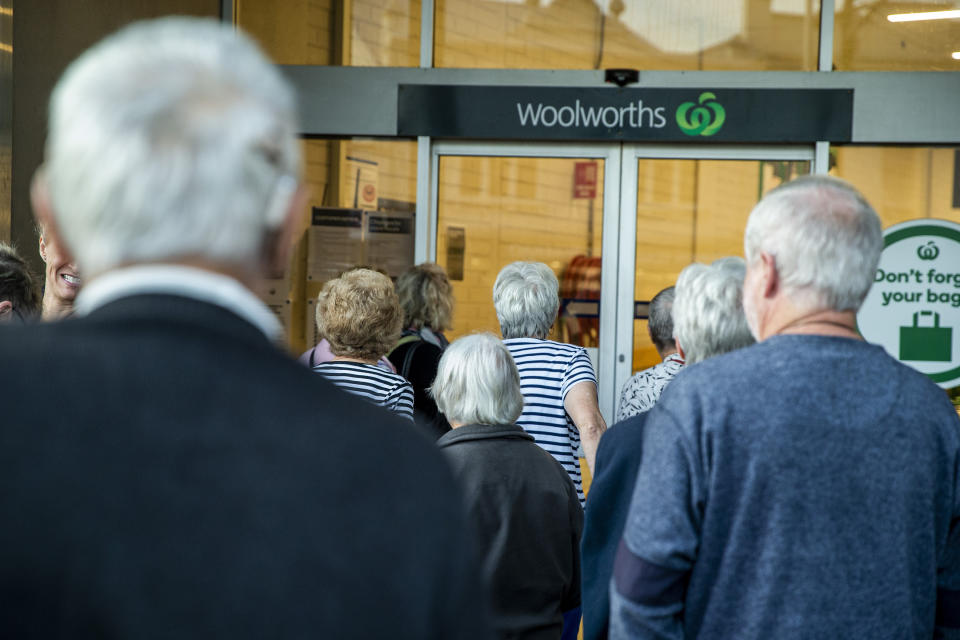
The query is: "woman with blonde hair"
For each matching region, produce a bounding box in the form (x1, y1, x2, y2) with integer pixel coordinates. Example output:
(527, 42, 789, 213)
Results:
(388, 263, 455, 438)
(313, 268, 414, 420)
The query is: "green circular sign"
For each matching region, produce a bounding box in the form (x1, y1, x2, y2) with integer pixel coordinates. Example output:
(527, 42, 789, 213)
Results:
(858, 219, 960, 388)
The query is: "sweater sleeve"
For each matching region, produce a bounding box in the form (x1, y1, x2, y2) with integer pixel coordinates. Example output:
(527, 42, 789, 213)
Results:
(936, 445, 960, 639)
(609, 404, 702, 640)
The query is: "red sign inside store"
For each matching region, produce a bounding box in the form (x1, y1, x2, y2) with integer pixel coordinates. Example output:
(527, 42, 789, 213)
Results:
(573, 161, 597, 199)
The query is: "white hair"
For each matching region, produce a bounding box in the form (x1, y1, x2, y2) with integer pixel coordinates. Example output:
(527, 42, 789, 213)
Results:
(44, 17, 301, 276)
(744, 175, 883, 312)
(431, 333, 524, 426)
(493, 262, 559, 339)
(673, 257, 755, 365)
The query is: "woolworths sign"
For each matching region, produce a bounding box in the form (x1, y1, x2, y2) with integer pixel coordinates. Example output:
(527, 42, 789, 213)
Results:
(397, 86, 853, 142)
(858, 219, 960, 388)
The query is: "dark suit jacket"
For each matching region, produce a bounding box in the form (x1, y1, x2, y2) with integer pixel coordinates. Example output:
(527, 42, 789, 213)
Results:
(438, 424, 582, 640)
(580, 413, 649, 640)
(0, 294, 490, 639)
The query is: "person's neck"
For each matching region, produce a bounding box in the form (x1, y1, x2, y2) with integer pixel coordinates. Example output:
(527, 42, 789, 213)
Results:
(331, 355, 378, 365)
(41, 293, 73, 321)
(657, 347, 678, 361)
(770, 308, 861, 340)
(88, 259, 260, 292)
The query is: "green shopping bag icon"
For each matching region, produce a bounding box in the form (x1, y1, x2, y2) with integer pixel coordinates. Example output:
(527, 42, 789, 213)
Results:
(900, 310, 952, 362)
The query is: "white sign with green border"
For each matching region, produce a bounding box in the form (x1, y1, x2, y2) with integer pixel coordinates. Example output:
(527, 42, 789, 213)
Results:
(858, 219, 960, 389)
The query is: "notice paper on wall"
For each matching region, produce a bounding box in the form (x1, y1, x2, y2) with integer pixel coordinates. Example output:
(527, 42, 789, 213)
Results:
(306, 208, 365, 283)
(306, 207, 414, 283)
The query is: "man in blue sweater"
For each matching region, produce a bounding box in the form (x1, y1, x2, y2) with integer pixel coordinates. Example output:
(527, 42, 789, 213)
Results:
(611, 176, 960, 639)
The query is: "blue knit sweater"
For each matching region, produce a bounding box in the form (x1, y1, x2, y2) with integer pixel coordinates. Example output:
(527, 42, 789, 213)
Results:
(610, 335, 960, 639)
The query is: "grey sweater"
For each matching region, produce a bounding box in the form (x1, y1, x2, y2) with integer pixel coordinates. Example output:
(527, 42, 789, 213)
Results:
(610, 335, 960, 639)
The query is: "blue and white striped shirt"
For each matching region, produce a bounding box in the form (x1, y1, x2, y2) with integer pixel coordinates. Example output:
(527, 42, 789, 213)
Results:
(312, 361, 415, 421)
(504, 338, 598, 504)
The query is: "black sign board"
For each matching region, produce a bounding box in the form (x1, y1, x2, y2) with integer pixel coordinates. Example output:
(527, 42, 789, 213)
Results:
(311, 207, 363, 227)
(398, 86, 853, 143)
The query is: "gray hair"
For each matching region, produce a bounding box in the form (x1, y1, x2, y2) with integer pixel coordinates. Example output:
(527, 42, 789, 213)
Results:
(744, 175, 883, 312)
(431, 333, 524, 426)
(493, 262, 559, 339)
(648, 286, 676, 355)
(673, 257, 755, 365)
(43, 17, 301, 277)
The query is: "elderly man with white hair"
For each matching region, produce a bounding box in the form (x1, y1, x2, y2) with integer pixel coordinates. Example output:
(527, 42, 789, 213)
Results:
(434, 332, 583, 640)
(0, 18, 489, 638)
(582, 257, 754, 640)
(611, 175, 960, 640)
(493, 261, 607, 505)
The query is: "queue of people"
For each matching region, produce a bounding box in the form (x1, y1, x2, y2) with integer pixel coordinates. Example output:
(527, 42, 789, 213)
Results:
(0, 15, 957, 640)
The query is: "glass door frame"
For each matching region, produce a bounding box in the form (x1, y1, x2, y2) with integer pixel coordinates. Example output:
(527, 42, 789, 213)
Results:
(428, 141, 815, 423)
(429, 141, 623, 420)
(613, 144, 816, 413)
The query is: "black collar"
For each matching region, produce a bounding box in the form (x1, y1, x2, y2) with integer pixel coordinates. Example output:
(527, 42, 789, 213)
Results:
(437, 423, 534, 448)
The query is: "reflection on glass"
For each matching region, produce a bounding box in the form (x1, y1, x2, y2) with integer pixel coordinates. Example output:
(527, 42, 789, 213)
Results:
(436, 156, 604, 348)
(237, 0, 420, 66)
(435, 0, 818, 70)
(832, 147, 960, 227)
(834, 0, 959, 70)
(631, 159, 808, 372)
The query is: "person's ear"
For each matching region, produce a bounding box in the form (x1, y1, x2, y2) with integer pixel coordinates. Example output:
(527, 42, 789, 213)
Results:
(759, 252, 779, 299)
(31, 168, 75, 266)
(676, 339, 686, 362)
(0, 300, 13, 321)
(264, 181, 310, 277)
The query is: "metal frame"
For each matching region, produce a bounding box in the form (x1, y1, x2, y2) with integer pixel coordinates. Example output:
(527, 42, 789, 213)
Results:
(285, 67, 960, 144)
(430, 141, 622, 422)
(220, 0, 234, 23)
(613, 144, 815, 410)
(815, 0, 836, 173)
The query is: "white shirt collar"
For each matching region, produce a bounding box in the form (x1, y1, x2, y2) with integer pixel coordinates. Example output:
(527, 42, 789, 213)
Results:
(74, 265, 283, 341)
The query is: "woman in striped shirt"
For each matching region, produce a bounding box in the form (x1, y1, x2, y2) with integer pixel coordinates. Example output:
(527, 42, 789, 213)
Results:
(493, 261, 607, 505)
(312, 268, 414, 420)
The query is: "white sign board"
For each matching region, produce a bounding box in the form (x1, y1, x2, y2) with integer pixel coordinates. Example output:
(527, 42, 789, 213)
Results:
(858, 219, 960, 389)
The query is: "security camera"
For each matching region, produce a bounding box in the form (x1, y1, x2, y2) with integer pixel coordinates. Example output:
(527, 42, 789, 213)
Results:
(605, 69, 639, 87)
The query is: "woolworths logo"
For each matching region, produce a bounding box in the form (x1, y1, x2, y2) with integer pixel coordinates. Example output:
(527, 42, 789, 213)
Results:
(676, 92, 726, 137)
(515, 100, 667, 129)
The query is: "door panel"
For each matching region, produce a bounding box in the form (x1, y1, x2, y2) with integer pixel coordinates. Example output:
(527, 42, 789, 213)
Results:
(615, 147, 814, 413)
(431, 143, 621, 422)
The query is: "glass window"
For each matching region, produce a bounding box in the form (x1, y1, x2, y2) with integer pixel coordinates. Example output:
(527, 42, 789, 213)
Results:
(833, 0, 959, 70)
(832, 145, 960, 400)
(237, 0, 420, 66)
(435, 155, 605, 347)
(631, 158, 809, 373)
(266, 138, 418, 356)
(435, 0, 819, 71)
(831, 146, 960, 226)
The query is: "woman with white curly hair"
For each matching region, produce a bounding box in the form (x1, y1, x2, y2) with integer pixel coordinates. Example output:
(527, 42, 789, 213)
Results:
(493, 261, 606, 505)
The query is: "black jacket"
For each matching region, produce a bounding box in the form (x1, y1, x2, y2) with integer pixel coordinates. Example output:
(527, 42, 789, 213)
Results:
(0, 294, 490, 639)
(438, 423, 582, 640)
(388, 330, 451, 439)
(580, 413, 648, 640)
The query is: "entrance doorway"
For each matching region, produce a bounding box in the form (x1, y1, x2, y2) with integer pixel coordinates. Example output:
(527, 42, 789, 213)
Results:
(430, 142, 813, 422)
